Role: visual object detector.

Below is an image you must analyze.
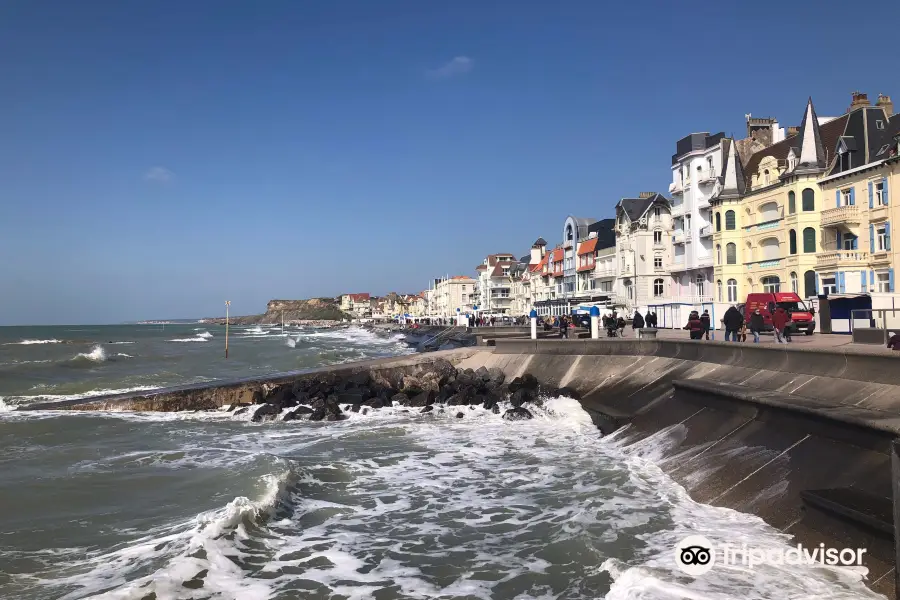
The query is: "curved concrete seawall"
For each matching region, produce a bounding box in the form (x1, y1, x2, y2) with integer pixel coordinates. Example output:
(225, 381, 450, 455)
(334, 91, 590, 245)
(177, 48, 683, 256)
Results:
(26, 338, 900, 596)
(454, 339, 900, 598)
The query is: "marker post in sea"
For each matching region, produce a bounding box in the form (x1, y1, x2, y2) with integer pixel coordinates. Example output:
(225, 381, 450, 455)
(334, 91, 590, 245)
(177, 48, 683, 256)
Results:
(225, 301, 231, 359)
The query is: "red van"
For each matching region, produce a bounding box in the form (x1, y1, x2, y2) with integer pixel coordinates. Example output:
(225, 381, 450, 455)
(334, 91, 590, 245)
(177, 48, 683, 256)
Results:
(744, 292, 816, 335)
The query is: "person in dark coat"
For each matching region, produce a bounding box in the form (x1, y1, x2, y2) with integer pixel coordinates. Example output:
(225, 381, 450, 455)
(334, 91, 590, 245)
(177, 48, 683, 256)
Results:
(772, 306, 789, 344)
(632, 311, 645, 338)
(559, 315, 569, 339)
(721, 306, 743, 342)
(650, 312, 658, 328)
(616, 316, 626, 336)
(683, 310, 703, 340)
(887, 332, 900, 351)
(700, 310, 711, 340)
(749, 309, 765, 343)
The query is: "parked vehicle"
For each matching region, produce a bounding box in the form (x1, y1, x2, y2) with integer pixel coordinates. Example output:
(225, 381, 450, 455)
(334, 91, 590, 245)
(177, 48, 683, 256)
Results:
(743, 292, 816, 335)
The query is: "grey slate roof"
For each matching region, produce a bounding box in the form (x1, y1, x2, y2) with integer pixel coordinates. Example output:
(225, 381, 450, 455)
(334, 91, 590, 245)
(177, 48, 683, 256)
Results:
(717, 138, 746, 199)
(617, 193, 669, 222)
(793, 98, 827, 174)
(532, 237, 547, 247)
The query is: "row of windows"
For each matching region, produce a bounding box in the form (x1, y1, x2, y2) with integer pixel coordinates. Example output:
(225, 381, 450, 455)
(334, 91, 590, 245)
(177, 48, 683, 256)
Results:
(714, 189, 817, 233)
(715, 272, 818, 301)
(714, 228, 819, 264)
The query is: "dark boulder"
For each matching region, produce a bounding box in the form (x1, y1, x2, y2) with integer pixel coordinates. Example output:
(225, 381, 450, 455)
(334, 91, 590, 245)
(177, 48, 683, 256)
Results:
(428, 358, 457, 385)
(503, 407, 533, 420)
(487, 367, 505, 386)
(350, 404, 361, 413)
(474, 366, 491, 382)
(325, 413, 347, 422)
(555, 386, 581, 400)
(408, 390, 436, 407)
(233, 406, 250, 416)
(391, 392, 409, 406)
(362, 397, 384, 409)
(348, 372, 371, 388)
(455, 412, 465, 418)
(283, 406, 314, 421)
(251, 389, 266, 405)
(520, 373, 539, 390)
(251, 403, 281, 422)
(308, 407, 327, 422)
(421, 405, 434, 413)
(491, 405, 500, 414)
(510, 388, 536, 408)
(338, 391, 365, 405)
(324, 395, 342, 415)
(507, 377, 524, 393)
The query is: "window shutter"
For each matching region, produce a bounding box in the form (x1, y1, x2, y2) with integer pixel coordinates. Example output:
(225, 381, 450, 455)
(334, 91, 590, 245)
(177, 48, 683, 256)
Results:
(890, 268, 895, 293)
(836, 189, 841, 208)
(815, 273, 820, 295)
(860, 270, 866, 291)
(870, 270, 875, 287)
(849, 187, 855, 205)
(887, 222, 892, 251)
(885, 177, 890, 205)
(837, 231, 842, 247)
(838, 272, 845, 293)
(870, 224, 876, 253)
(869, 181, 874, 208)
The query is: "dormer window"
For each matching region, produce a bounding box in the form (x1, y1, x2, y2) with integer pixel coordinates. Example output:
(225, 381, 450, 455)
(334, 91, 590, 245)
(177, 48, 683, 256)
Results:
(764, 169, 770, 185)
(876, 120, 885, 130)
(707, 157, 714, 176)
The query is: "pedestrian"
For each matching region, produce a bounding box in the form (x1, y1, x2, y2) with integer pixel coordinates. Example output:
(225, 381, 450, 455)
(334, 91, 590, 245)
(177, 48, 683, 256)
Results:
(772, 306, 789, 344)
(559, 315, 569, 339)
(616, 316, 626, 337)
(721, 305, 743, 342)
(632, 310, 645, 338)
(683, 311, 704, 340)
(887, 331, 900, 351)
(749, 308, 764, 343)
(490, 316, 496, 327)
(650, 312, 658, 328)
(700, 310, 711, 340)
(784, 310, 793, 343)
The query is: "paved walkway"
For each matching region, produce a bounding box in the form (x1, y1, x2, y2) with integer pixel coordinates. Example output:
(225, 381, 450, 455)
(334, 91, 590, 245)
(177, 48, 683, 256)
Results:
(619, 326, 898, 355)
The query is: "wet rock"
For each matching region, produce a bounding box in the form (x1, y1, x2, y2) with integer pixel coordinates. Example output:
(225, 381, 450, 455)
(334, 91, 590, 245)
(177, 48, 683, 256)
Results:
(555, 386, 581, 400)
(510, 388, 536, 408)
(455, 412, 465, 418)
(351, 405, 361, 413)
(408, 390, 436, 407)
(362, 408, 369, 415)
(474, 366, 491, 382)
(325, 413, 347, 421)
(491, 405, 500, 414)
(503, 407, 533, 420)
(362, 397, 384, 409)
(324, 395, 342, 415)
(283, 406, 314, 421)
(251, 403, 281, 422)
(520, 373, 539, 390)
(487, 367, 505, 386)
(251, 389, 266, 404)
(308, 407, 327, 422)
(391, 392, 409, 405)
(338, 391, 365, 405)
(233, 406, 250, 416)
(421, 405, 434, 413)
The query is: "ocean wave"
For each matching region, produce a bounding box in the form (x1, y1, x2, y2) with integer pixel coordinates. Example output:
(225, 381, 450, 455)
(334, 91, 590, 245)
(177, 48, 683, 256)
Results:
(33, 466, 297, 600)
(116, 353, 133, 358)
(108, 341, 135, 345)
(70, 345, 107, 364)
(244, 326, 266, 335)
(0, 385, 162, 407)
(168, 335, 210, 342)
(3, 338, 64, 345)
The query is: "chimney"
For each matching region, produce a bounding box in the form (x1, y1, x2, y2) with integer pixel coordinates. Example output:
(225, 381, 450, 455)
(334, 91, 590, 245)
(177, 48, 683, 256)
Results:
(877, 93, 894, 118)
(849, 91, 871, 112)
(787, 125, 800, 137)
(638, 192, 655, 199)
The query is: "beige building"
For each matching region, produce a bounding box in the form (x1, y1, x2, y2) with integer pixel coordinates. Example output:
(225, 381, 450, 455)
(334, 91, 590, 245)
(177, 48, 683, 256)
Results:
(339, 293, 371, 318)
(431, 276, 476, 317)
(473, 253, 517, 315)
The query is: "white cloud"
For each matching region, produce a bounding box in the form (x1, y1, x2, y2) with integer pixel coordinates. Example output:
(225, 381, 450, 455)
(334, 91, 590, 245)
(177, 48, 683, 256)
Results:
(144, 166, 174, 183)
(426, 56, 473, 80)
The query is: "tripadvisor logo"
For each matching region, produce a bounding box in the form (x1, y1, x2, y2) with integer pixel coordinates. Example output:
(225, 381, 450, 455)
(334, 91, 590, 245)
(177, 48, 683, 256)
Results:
(674, 535, 866, 575)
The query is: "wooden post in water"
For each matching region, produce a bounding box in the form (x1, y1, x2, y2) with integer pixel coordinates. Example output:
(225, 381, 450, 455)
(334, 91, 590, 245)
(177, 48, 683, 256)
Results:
(225, 300, 231, 359)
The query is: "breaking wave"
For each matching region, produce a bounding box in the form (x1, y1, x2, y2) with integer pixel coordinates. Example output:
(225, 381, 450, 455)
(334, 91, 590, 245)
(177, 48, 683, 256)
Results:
(3, 339, 64, 345)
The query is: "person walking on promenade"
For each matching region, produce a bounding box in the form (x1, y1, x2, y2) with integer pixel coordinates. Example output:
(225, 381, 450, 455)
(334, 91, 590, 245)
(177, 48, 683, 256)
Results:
(559, 315, 569, 339)
(650, 312, 658, 328)
(721, 305, 743, 342)
(700, 310, 711, 340)
(632, 310, 645, 338)
(684, 311, 703, 340)
(772, 306, 789, 344)
(749, 309, 765, 343)
(616, 315, 626, 337)
(888, 331, 900, 350)
(784, 310, 793, 343)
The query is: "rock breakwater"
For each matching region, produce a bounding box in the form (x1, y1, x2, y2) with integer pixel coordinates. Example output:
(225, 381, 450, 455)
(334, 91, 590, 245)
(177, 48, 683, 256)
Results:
(217, 359, 573, 423)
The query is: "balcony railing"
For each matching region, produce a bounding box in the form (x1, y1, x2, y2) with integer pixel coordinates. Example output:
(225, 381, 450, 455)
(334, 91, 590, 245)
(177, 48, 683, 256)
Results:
(820, 205, 861, 227)
(673, 230, 685, 244)
(699, 225, 713, 237)
(698, 170, 718, 184)
(593, 267, 616, 278)
(696, 257, 713, 268)
(816, 250, 870, 268)
(670, 203, 686, 217)
(669, 182, 684, 195)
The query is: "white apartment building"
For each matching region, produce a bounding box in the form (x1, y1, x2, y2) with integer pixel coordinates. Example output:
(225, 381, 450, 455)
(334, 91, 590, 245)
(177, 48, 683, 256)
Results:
(613, 193, 674, 315)
(474, 253, 517, 315)
(590, 245, 616, 295)
(668, 132, 722, 301)
(430, 276, 476, 317)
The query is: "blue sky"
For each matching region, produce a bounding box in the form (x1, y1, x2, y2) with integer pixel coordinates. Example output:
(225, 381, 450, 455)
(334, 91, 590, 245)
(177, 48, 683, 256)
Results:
(0, 0, 892, 324)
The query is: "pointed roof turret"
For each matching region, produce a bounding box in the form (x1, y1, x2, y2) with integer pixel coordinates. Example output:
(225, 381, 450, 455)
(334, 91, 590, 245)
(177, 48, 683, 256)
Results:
(716, 138, 745, 199)
(792, 97, 827, 174)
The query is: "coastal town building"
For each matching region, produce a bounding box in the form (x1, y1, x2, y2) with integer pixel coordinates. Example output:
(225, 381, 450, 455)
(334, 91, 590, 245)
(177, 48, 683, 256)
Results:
(431, 276, 476, 318)
(474, 253, 517, 315)
(614, 193, 674, 317)
(668, 132, 722, 306)
(339, 293, 371, 318)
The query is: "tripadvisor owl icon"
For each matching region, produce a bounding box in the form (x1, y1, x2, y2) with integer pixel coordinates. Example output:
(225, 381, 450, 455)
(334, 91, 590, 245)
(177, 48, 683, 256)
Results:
(675, 535, 715, 576)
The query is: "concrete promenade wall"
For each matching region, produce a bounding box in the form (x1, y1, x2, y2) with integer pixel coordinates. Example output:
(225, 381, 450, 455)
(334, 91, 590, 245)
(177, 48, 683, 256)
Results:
(455, 340, 900, 597)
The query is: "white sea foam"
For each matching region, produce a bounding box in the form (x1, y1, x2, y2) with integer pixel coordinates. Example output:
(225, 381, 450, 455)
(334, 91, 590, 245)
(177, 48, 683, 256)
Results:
(72, 345, 107, 363)
(167, 335, 210, 342)
(116, 353, 133, 358)
(4, 338, 64, 345)
(108, 341, 136, 345)
(0, 385, 162, 407)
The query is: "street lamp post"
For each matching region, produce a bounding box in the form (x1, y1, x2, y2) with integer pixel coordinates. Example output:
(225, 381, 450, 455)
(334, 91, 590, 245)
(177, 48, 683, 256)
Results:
(225, 300, 231, 359)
